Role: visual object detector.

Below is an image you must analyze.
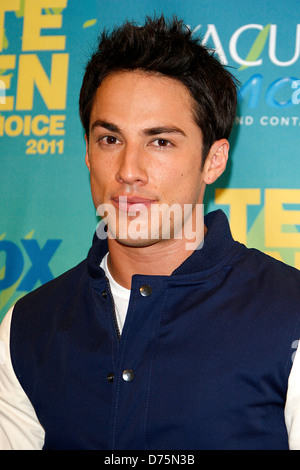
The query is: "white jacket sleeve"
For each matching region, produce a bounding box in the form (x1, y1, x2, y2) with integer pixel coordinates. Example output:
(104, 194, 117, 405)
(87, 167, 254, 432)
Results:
(0, 308, 45, 450)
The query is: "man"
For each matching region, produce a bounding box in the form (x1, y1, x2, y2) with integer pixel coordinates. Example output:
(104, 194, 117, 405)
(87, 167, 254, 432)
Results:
(1, 15, 300, 450)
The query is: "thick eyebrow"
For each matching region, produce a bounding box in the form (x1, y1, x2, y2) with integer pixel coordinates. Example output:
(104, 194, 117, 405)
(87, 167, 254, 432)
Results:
(90, 120, 120, 134)
(143, 126, 186, 137)
(90, 120, 186, 137)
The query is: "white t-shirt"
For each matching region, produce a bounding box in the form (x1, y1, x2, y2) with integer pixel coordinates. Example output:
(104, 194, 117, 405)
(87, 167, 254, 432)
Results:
(100, 253, 130, 333)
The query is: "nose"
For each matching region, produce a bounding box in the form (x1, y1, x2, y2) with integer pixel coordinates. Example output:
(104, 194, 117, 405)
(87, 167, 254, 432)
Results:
(115, 144, 148, 186)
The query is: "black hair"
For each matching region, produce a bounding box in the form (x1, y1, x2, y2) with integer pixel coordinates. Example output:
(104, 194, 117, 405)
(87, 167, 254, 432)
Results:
(79, 15, 239, 163)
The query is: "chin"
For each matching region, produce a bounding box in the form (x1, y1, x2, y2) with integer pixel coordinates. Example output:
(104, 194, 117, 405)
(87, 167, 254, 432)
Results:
(112, 233, 160, 248)
(121, 240, 158, 249)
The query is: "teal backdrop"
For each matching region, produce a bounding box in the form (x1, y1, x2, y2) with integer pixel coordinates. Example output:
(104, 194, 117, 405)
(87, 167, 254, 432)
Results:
(1, 0, 300, 322)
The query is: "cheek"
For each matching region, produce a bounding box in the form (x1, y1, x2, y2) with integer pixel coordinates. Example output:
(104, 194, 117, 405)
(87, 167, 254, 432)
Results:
(89, 156, 112, 185)
(88, 167, 108, 203)
(174, 170, 204, 205)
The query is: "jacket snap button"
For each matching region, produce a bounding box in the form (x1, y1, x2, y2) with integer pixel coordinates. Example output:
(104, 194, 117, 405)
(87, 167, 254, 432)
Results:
(107, 372, 114, 383)
(139, 284, 152, 297)
(102, 289, 107, 298)
(122, 369, 134, 382)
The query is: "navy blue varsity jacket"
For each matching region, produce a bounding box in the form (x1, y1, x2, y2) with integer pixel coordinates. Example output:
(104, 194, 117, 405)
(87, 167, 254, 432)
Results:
(10, 210, 300, 449)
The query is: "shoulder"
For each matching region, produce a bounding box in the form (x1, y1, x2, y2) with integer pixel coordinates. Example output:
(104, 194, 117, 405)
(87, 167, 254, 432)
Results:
(239, 243, 300, 278)
(232, 243, 300, 304)
(15, 259, 88, 310)
(11, 259, 91, 333)
(9, 259, 95, 361)
(13, 232, 108, 313)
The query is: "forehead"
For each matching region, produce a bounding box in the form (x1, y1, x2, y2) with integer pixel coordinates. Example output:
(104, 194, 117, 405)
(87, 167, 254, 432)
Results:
(90, 70, 197, 129)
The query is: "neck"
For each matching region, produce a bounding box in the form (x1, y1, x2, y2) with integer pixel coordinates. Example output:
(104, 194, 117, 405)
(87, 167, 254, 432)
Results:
(107, 226, 207, 290)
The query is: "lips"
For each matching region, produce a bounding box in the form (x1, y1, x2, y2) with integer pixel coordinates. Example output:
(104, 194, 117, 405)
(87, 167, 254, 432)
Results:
(111, 195, 156, 213)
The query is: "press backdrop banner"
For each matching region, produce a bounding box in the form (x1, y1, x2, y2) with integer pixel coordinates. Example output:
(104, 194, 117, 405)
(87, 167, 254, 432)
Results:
(1, 0, 300, 322)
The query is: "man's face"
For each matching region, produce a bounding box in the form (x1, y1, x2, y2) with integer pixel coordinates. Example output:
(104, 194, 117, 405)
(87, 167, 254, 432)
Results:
(85, 70, 210, 248)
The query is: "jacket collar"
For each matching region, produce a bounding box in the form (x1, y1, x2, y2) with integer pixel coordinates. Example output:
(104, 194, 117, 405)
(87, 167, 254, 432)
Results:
(87, 210, 238, 279)
(172, 209, 237, 275)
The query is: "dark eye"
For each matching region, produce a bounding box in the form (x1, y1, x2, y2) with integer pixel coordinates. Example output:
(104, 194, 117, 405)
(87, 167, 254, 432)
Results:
(157, 139, 169, 146)
(152, 138, 173, 148)
(98, 135, 121, 146)
(105, 136, 118, 144)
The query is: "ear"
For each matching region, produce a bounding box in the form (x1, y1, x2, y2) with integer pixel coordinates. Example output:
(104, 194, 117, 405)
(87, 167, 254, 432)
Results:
(85, 135, 90, 171)
(203, 139, 229, 185)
